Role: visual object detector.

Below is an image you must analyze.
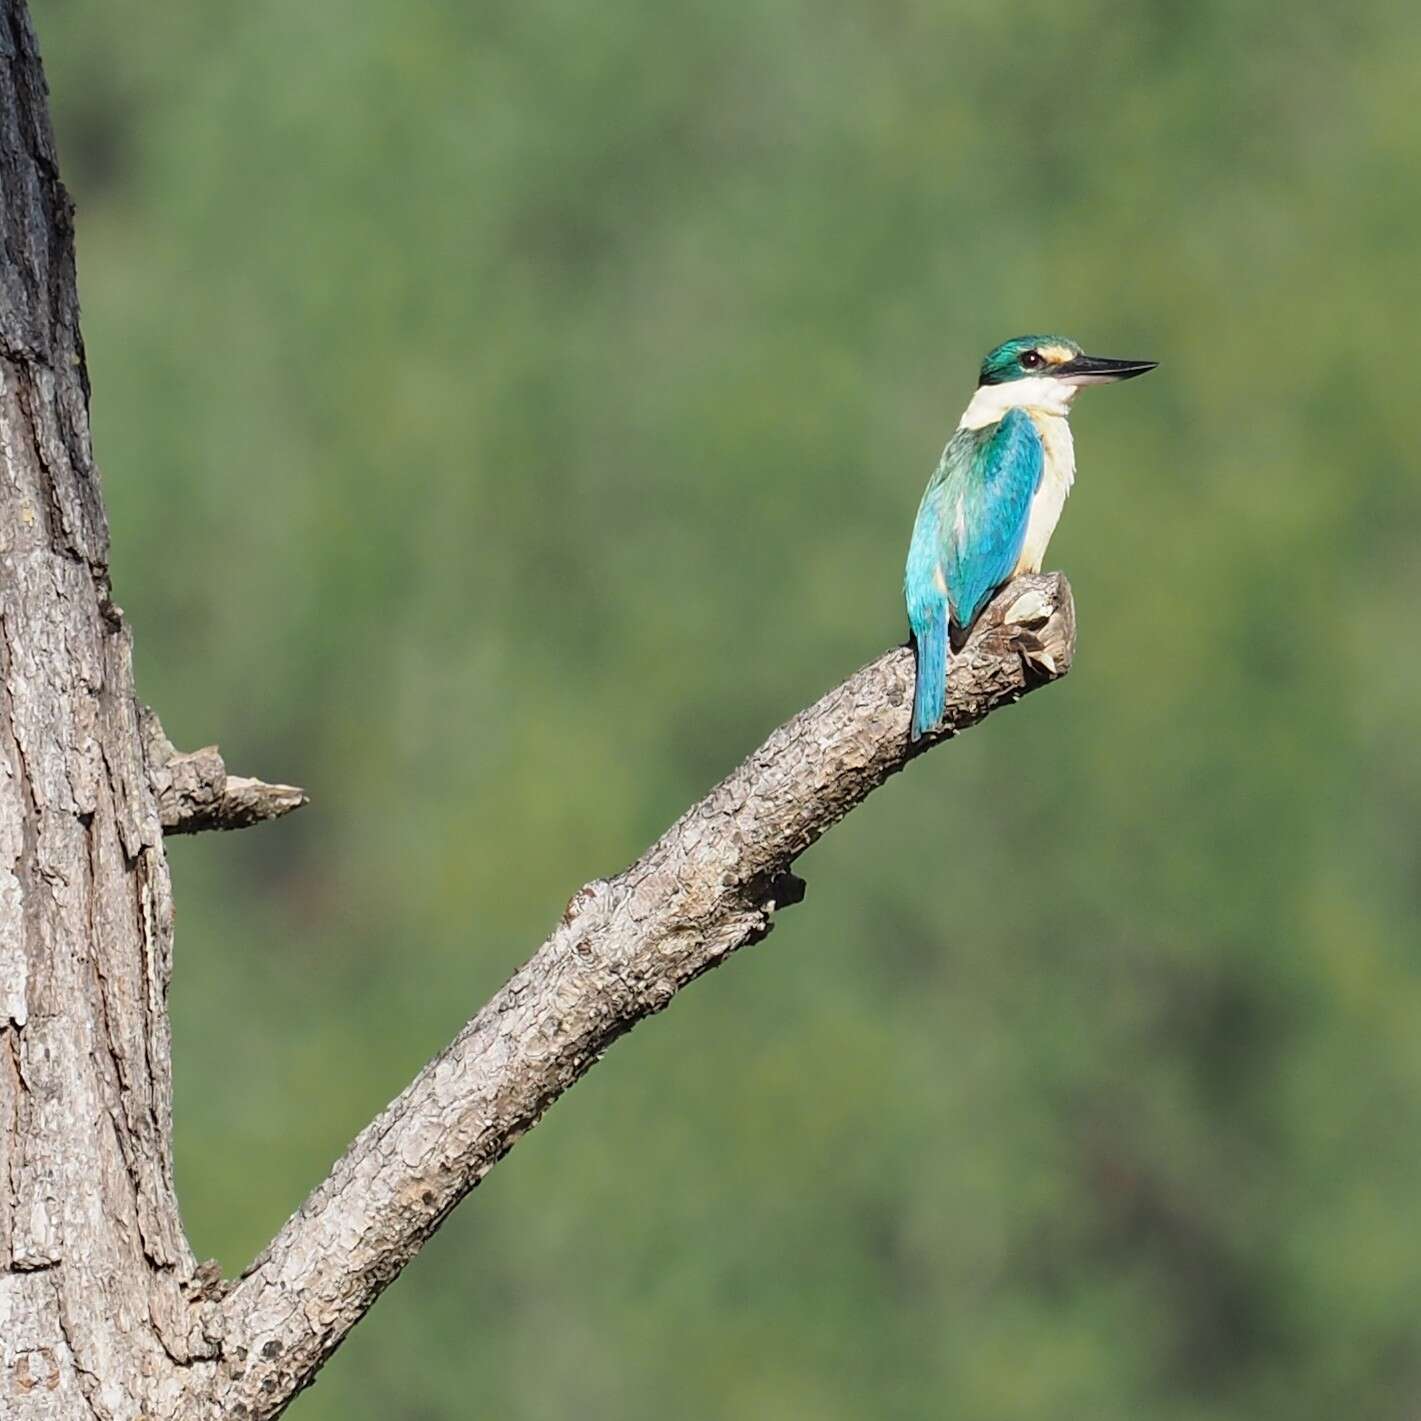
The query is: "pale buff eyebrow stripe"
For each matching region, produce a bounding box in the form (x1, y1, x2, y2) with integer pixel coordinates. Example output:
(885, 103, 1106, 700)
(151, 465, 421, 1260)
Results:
(1039, 344, 1076, 365)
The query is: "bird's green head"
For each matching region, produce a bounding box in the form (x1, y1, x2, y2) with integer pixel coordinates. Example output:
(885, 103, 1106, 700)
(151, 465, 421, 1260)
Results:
(978, 335, 1156, 388)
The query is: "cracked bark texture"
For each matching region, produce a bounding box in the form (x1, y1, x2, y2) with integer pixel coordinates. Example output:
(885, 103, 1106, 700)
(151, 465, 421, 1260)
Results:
(0, 5, 217, 1417)
(215, 570, 1074, 1418)
(0, 4, 1076, 1416)
(141, 708, 308, 836)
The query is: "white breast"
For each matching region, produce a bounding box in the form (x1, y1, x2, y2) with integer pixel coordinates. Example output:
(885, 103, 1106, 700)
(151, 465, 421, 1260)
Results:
(955, 381, 1079, 577)
(1014, 411, 1075, 575)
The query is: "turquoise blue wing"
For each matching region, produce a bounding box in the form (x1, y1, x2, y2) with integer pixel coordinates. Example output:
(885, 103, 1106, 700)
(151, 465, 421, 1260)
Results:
(902, 407, 1042, 740)
(941, 408, 1044, 632)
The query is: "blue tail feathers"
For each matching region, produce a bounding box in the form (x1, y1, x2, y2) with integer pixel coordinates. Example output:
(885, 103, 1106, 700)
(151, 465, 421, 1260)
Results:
(910, 602, 949, 741)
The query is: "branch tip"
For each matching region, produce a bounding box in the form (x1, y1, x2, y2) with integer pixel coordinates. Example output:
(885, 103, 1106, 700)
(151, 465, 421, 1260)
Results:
(139, 706, 308, 835)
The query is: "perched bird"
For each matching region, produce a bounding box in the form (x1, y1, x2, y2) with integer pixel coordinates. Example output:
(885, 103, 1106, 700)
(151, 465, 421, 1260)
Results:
(904, 335, 1156, 740)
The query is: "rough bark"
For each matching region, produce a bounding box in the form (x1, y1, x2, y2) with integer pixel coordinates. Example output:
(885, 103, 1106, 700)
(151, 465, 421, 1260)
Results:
(0, 8, 289, 1415)
(141, 708, 307, 835)
(0, 5, 215, 1416)
(0, 5, 1076, 1416)
(214, 572, 1073, 1417)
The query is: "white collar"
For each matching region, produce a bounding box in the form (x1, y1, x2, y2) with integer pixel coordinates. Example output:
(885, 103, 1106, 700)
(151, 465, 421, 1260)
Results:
(958, 376, 1078, 430)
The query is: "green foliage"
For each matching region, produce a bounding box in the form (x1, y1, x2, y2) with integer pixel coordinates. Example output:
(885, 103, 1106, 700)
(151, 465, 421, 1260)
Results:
(35, 0, 1421, 1415)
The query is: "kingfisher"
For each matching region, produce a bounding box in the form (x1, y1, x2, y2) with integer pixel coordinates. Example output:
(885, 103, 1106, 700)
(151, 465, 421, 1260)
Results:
(904, 335, 1156, 740)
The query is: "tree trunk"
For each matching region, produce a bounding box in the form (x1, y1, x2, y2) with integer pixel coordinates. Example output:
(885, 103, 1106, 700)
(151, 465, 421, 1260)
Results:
(0, 5, 1076, 1416)
(0, 6, 222, 1416)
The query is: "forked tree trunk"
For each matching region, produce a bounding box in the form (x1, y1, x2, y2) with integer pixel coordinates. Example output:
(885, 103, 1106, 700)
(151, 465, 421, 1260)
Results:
(0, 6, 1076, 1416)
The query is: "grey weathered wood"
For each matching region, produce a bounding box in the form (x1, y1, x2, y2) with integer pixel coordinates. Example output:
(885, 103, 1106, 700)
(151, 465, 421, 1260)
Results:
(213, 571, 1074, 1417)
(0, 4, 214, 1416)
(0, 5, 1076, 1416)
(142, 707, 308, 834)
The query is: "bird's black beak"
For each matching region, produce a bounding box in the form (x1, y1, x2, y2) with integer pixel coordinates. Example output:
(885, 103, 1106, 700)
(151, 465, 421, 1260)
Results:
(1053, 354, 1158, 386)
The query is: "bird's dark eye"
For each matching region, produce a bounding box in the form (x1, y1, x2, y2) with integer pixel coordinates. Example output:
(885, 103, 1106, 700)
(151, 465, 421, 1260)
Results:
(1020, 349, 1044, 370)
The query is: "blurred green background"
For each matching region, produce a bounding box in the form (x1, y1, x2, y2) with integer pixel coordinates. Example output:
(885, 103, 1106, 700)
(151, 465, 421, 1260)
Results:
(34, 1, 1421, 1416)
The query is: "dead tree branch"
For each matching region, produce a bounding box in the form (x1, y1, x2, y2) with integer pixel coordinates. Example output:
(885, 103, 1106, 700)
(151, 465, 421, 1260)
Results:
(213, 573, 1075, 1417)
(141, 707, 308, 834)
